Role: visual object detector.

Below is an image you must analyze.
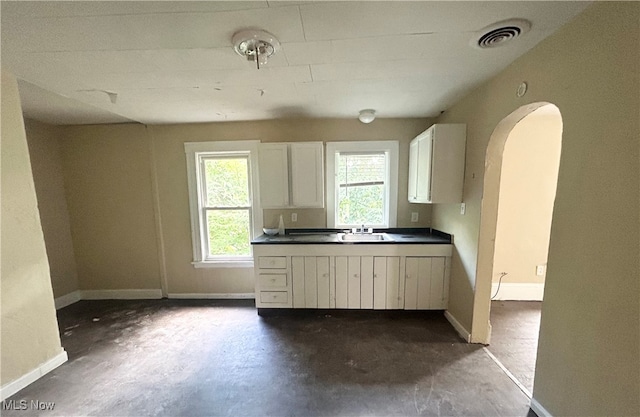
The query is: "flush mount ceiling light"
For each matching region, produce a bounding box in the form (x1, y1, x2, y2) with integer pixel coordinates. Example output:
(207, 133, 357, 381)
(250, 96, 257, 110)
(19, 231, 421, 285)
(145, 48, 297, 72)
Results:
(474, 19, 531, 49)
(232, 29, 280, 70)
(358, 109, 376, 124)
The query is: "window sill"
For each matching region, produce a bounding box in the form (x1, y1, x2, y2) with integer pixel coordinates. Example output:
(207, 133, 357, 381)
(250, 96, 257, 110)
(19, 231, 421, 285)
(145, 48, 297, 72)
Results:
(191, 261, 254, 269)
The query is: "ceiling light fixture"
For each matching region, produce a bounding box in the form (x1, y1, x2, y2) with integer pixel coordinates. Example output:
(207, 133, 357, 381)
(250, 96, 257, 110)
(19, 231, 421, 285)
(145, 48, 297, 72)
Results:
(358, 109, 376, 124)
(232, 29, 280, 70)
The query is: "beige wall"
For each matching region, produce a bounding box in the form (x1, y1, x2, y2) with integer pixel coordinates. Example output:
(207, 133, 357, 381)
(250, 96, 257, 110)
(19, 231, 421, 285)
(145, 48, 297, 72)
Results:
(492, 108, 562, 285)
(59, 118, 433, 295)
(433, 2, 639, 415)
(60, 124, 162, 291)
(1, 71, 65, 386)
(25, 119, 79, 298)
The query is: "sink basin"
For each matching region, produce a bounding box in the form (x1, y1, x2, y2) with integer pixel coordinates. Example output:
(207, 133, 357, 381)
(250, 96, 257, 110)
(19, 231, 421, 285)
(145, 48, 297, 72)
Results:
(338, 233, 393, 242)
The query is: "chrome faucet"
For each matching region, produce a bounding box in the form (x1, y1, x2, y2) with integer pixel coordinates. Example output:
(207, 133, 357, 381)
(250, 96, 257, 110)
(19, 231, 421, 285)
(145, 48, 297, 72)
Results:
(350, 225, 372, 234)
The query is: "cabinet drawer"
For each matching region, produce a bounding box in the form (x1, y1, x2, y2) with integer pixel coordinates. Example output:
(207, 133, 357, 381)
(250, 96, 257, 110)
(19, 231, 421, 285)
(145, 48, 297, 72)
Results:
(259, 291, 288, 304)
(258, 256, 287, 269)
(259, 274, 287, 287)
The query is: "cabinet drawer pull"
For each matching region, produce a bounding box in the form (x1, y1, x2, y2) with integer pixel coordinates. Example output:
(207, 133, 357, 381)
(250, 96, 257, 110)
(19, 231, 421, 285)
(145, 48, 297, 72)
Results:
(258, 257, 287, 269)
(259, 291, 288, 304)
(259, 274, 287, 287)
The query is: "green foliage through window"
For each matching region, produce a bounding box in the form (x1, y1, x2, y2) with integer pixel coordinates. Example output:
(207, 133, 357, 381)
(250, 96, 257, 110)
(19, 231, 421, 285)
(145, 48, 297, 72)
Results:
(207, 210, 251, 256)
(202, 156, 252, 257)
(204, 158, 249, 207)
(337, 153, 386, 225)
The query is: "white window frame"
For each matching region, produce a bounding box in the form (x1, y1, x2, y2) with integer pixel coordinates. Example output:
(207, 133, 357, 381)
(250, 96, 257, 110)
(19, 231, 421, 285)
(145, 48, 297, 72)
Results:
(326, 141, 399, 229)
(185, 140, 263, 268)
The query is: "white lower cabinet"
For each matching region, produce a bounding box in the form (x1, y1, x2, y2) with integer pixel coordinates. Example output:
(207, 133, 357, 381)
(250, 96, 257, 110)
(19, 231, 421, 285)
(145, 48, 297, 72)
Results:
(292, 256, 332, 308)
(253, 244, 451, 310)
(374, 256, 402, 309)
(404, 257, 450, 310)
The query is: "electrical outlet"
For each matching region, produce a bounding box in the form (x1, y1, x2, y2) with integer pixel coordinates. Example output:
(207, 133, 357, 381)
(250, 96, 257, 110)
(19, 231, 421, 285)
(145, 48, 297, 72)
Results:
(411, 212, 419, 222)
(536, 265, 545, 276)
(291, 213, 297, 222)
(460, 203, 466, 215)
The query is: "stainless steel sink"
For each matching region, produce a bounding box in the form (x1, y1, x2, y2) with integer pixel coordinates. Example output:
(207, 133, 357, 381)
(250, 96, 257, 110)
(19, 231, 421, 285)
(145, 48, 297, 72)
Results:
(338, 233, 393, 242)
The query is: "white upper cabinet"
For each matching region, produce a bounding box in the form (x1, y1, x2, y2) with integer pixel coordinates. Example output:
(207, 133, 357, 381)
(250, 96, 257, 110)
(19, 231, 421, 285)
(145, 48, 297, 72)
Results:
(290, 143, 324, 208)
(258, 143, 290, 208)
(258, 142, 324, 209)
(408, 124, 466, 204)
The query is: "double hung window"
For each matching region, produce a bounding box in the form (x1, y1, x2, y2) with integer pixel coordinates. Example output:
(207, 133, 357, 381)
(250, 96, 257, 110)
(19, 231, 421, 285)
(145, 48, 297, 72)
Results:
(185, 141, 262, 267)
(326, 141, 399, 229)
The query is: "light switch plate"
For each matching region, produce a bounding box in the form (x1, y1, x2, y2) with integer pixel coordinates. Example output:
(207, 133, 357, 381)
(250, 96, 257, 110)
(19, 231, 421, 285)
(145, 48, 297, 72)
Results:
(460, 203, 466, 215)
(536, 265, 545, 276)
(411, 212, 418, 222)
(291, 213, 297, 222)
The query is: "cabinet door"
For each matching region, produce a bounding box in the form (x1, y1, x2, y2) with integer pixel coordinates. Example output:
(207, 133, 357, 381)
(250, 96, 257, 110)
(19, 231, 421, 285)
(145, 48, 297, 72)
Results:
(258, 144, 289, 208)
(429, 257, 447, 309)
(385, 257, 402, 309)
(408, 139, 419, 202)
(304, 256, 318, 308)
(428, 124, 466, 203)
(408, 124, 466, 204)
(373, 257, 387, 309)
(373, 256, 400, 309)
(335, 256, 349, 308)
(407, 130, 433, 204)
(416, 131, 433, 203)
(290, 143, 324, 208)
(404, 257, 448, 310)
(317, 257, 331, 308)
(404, 257, 420, 309)
(347, 256, 361, 309)
(291, 256, 331, 308)
(291, 256, 306, 308)
(360, 256, 374, 309)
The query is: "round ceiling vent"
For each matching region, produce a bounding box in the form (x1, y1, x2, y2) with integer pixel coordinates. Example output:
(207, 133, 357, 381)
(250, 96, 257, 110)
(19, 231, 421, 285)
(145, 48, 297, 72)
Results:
(475, 19, 531, 49)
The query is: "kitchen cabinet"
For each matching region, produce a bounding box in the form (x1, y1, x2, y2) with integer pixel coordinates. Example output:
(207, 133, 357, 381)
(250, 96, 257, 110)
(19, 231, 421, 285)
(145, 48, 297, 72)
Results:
(255, 255, 292, 308)
(404, 257, 450, 310)
(253, 243, 451, 310)
(373, 256, 402, 309)
(335, 256, 374, 309)
(258, 142, 324, 209)
(408, 124, 466, 204)
(292, 256, 332, 308)
(334, 255, 402, 309)
(258, 144, 289, 208)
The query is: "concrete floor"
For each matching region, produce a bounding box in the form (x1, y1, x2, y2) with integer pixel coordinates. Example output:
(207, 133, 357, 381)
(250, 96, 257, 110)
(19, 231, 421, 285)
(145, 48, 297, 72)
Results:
(488, 301, 543, 395)
(3, 300, 537, 416)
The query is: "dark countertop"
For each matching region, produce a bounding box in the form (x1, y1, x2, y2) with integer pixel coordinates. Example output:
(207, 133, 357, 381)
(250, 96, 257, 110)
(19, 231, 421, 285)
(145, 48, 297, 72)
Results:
(251, 228, 451, 245)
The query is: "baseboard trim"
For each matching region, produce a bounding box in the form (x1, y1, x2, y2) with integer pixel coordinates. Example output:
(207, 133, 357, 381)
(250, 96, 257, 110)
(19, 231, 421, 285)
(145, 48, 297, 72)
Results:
(491, 283, 544, 301)
(54, 290, 81, 309)
(444, 310, 471, 342)
(80, 289, 163, 300)
(530, 397, 553, 417)
(56, 290, 256, 304)
(167, 293, 255, 299)
(0, 350, 68, 401)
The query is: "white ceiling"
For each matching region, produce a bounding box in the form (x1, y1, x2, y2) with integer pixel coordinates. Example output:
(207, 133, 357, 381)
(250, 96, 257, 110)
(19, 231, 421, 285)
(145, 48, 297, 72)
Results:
(1, 1, 590, 125)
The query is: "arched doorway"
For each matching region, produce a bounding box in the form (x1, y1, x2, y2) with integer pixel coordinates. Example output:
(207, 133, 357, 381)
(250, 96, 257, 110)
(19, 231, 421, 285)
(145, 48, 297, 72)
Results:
(471, 102, 563, 349)
(485, 104, 563, 398)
